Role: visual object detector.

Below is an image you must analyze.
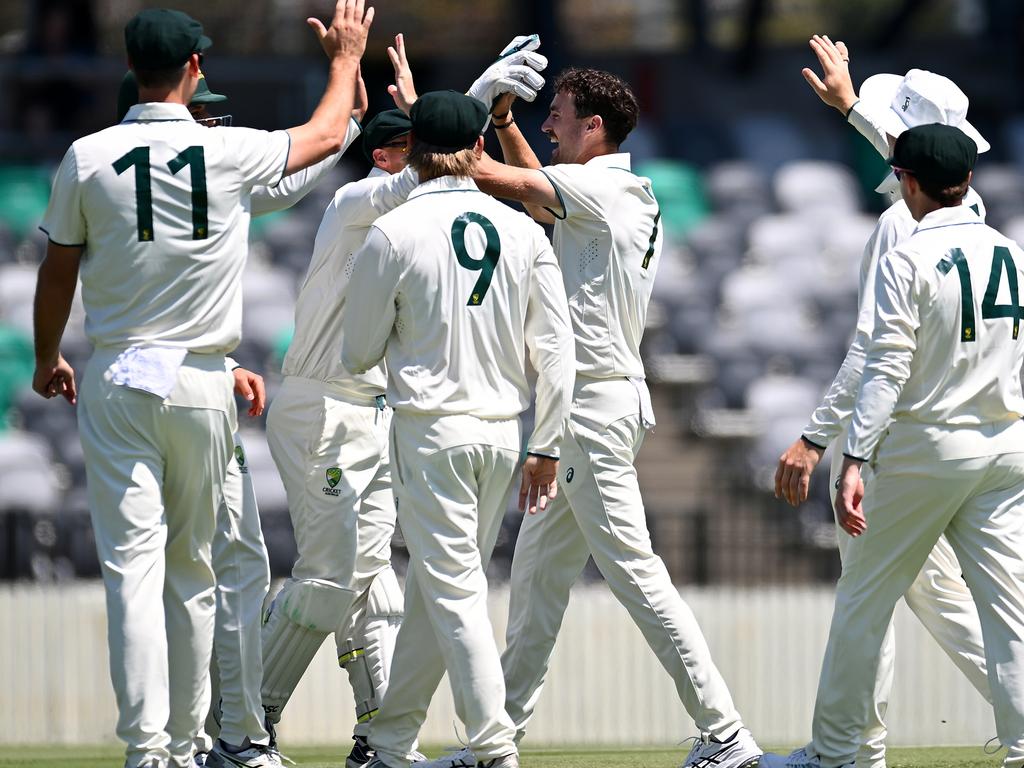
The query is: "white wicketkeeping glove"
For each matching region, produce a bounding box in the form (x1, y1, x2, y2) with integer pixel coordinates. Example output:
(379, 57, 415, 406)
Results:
(467, 34, 548, 113)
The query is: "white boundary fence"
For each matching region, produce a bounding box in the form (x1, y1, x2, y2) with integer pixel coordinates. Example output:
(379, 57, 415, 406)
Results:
(0, 583, 993, 748)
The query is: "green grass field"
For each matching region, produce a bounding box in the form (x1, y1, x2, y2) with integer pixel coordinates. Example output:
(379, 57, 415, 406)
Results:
(0, 745, 1006, 767)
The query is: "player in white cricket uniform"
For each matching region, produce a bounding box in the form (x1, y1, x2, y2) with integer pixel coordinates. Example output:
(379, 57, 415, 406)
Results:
(260, 38, 549, 768)
(464, 68, 762, 768)
(117, 69, 367, 767)
(767, 123, 1024, 768)
(774, 37, 993, 768)
(30, 5, 373, 766)
(258, 107, 420, 768)
(341, 90, 575, 768)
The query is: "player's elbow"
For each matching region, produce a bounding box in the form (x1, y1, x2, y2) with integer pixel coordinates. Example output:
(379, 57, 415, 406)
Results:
(340, 347, 370, 375)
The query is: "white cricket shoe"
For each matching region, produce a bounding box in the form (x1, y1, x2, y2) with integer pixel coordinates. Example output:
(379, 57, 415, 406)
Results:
(681, 727, 761, 768)
(413, 748, 476, 768)
(206, 740, 283, 768)
(759, 747, 855, 767)
(475, 756, 518, 768)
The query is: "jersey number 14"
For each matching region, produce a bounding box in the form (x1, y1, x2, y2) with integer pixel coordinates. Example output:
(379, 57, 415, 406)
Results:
(113, 146, 208, 242)
(944, 245, 1024, 342)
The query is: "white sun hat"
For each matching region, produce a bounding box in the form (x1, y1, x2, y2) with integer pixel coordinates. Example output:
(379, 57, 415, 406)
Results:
(860, 68, 989, 193)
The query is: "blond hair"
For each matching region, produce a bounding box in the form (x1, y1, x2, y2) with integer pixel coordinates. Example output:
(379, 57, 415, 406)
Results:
(409, 140, 479, 180)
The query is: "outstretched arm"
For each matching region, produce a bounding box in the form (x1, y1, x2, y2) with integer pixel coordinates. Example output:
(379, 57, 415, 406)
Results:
(285, 0, 374, 175)
(475, 153, 558, 224)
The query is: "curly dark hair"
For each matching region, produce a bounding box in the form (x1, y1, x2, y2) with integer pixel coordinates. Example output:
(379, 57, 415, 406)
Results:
(552, 68, 638, 147)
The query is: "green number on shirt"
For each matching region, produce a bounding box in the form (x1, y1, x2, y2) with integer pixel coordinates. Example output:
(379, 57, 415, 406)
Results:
(168, 146, 209, 239)
(642, 208, 661, 270)
(112, 147, 153, 241)
(982, 246, 1022, 339)
(947, 246, 1024, 342)
(452, 212, 501, 306)
(112, 146, 209, 242)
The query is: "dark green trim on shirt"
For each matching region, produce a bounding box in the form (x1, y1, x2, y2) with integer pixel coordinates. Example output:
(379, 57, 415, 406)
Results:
(539, 169, 567, 220)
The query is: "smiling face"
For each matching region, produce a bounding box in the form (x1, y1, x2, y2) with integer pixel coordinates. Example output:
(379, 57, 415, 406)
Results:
(542, 91, 590, 165)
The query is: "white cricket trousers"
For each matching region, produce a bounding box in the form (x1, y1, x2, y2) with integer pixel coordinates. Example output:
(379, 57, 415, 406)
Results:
(812, 452, 1024, 768)
(206, 434, 272, 748)
(266, 376, 390, 590)
(368, 412, 520, 767)
(826, 444, 990, 768)
(263, 376, 394, 721)
(78, 350, 235, 768)
(502, 376, 744, 743)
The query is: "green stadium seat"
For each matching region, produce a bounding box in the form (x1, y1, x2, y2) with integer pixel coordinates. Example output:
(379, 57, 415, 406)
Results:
(0, 166, 52, 239)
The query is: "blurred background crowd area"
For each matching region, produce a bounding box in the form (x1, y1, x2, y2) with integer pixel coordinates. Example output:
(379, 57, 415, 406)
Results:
(3, 0, 1024, 585)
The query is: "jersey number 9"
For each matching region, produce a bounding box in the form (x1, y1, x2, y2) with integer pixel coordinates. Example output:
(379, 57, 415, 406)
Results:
(452, 212, 501, 306)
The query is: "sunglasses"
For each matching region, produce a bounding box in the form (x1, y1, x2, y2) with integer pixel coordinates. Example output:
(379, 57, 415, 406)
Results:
(196, 114, 233, 127)
(381, 140, 408, 152)
(892, 167, 911, 181)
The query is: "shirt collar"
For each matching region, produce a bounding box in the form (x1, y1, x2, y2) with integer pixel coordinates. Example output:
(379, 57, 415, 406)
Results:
(367, 167, 389, 179)
(914, 204, 984, 233)
(122, 102, 194, 123)
(407, 174, 478, 201)
(583, 151, 631, 171)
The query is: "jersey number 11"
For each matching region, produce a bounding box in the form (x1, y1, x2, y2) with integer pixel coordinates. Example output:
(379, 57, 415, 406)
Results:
(113, 146, 208, 242)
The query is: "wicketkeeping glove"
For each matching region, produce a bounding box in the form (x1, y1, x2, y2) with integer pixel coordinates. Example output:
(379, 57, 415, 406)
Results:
(467, 34, 548, 114)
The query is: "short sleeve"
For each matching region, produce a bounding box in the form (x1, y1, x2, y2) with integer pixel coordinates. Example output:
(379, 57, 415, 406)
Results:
(39, 145, 86, 246)
(225, 127, 292, 189)
(540, 164, 607, 221)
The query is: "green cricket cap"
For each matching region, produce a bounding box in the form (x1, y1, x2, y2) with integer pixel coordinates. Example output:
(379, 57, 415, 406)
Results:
(125, 8, 211, 70)
(409, 91, 487, 151)
(117, 69, 226, 122)
(889, 123, 977, 188)
(361, 109, 412, 162)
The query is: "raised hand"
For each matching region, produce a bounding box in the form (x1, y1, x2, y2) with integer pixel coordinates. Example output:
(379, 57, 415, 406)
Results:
(353, 66, 368, 121)
(468, 36, 548, 114)
(387, 33, 418, 114)
(801, 34, 857, 114)
(307, 0, 375, 62)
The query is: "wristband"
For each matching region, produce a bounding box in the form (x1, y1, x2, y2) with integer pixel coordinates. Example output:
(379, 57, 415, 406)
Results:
(494, 116, 515, 130)
(844, 99, 860, 120)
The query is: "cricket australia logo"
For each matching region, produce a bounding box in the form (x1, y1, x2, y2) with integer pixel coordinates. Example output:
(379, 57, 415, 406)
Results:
(565, 467, 575, 483)
(323, 467, 342, 496)
(902, 96, 911, 112)
(234, 445, 248, 474)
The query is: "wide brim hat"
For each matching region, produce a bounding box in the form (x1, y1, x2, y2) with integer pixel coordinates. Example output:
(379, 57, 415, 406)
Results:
(860, 70, 989, 194)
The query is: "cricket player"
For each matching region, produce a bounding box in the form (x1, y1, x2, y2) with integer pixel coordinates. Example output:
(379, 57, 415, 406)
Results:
(258, 107, 420, 768)
(116, 68, 367, 768)
(31, 4, 373, 766)
(766, 123, 1024, 768)
(774, 36, 992, 768)
(259, 37, 549, 768)
(438, 68, 760, 768)
(340, 90, 575, 768)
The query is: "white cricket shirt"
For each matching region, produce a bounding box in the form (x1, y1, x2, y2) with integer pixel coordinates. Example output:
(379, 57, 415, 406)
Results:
(802, 187, 986, 447)
(846, 205, 1024, 463)
(341, 175, 575, 457)
(40, 102, 290, 354)
(540, 152, 662, 379)
(281, 166, 420, 402)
